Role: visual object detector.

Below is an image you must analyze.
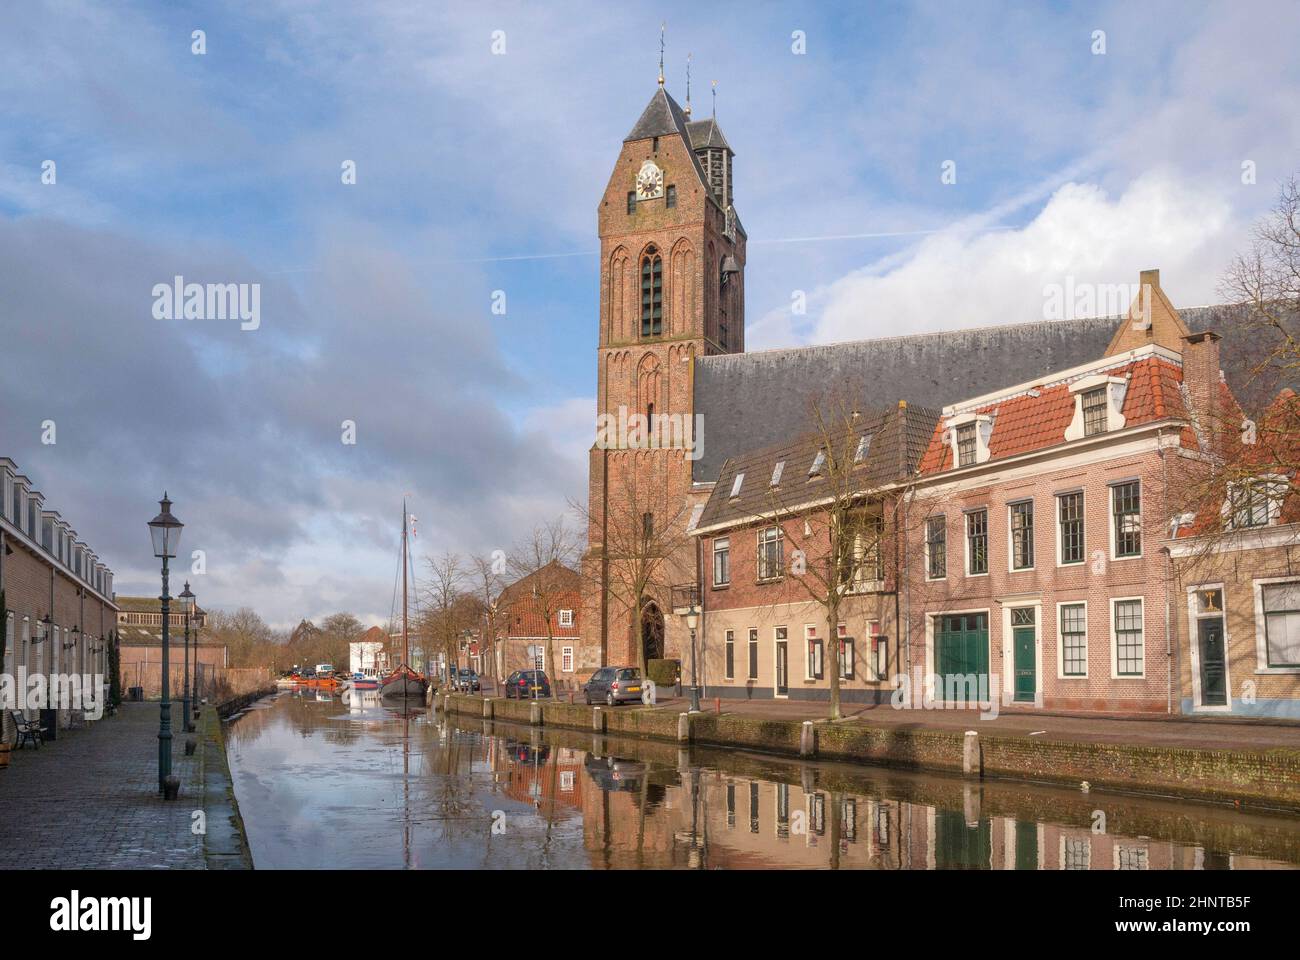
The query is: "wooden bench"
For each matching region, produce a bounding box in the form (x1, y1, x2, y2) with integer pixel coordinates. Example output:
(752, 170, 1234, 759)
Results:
(9, 711, 47, 749)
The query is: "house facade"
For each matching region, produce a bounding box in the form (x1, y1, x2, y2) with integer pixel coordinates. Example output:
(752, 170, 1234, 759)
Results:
(495, 561, 584, 685)
(1, 457, 118, 740)
(115, 596, 226, 700)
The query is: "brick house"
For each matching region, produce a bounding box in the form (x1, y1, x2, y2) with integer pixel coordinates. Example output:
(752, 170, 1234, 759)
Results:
(114, 596, 226, 700)
(902, 273, 1231, 713)
(1, 458, 118, 740)
(690, 402, 939, 702)
(494, 561, 583, 685)
(1167, 388, 1300, 716)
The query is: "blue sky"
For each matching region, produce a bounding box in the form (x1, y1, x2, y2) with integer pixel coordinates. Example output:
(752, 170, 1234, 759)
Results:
(1, 1, 1297, 626)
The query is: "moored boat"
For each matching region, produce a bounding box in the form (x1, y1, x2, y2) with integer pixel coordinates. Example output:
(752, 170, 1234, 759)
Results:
(380, 664, 426, 699)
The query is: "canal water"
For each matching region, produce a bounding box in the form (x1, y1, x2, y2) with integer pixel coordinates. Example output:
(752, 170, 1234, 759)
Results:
(224, 690, 1300, 870)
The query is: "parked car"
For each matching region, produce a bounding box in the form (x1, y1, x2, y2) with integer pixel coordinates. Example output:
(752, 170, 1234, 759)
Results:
(583, 754, 647, 792)
(504, 669, 551, 699)
(454, 668, 481, 693)
(583, 666, 644, 706)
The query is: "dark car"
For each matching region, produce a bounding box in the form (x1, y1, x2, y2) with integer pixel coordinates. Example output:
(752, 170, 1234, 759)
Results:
(583, 666, 644, 706)
(583, 754, 648, 792)
(504, 669, 551, 699)
(453, 668, 481, 693)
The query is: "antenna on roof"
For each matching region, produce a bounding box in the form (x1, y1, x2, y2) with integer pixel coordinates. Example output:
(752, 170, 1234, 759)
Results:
(658, 22, 665, 86)
(684, 52, 692, 117)
(711, 79, 717, 119)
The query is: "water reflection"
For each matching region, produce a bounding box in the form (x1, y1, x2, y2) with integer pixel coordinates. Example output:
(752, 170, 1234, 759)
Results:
(225, 691, 1300, 870)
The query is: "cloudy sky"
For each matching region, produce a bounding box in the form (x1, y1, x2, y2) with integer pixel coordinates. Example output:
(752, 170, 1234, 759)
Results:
(1, 1, 1297, 628)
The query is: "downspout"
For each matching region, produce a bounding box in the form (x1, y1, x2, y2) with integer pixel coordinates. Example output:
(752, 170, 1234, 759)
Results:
(1157, 427, 1174, 714)
(696, 528, 706, 699)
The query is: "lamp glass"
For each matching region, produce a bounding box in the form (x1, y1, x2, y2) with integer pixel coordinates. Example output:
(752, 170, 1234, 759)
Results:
(147, 494, 183, 559)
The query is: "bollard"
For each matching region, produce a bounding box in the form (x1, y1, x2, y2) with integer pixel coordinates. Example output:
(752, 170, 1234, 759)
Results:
(799, 720, 817, 758)
(963, 784, 981, 826)
(482, 698, 493, 719)
(714, 697, 720, 714)
(530, 699, 542, 726)
(592, 706, 604, 733)
(162, 775, 181, 801)
(184, 738, 196, 756)
(800, 764, 816, 795)
(568, 690, 574, 704)
(962, 730, 981, 778)
(677, 712, 691, 744)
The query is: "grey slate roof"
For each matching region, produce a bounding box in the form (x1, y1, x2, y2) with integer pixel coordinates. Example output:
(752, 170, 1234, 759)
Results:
(692, 305, 1291, 483)
(686, 118, 731, 152)
(697, 403, 941, 532)
(624, 86, 715, 204)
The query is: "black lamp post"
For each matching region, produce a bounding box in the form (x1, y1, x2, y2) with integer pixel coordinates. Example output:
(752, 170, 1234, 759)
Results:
(179, 582, 194, 733)
(37, 615, 57, 740)
(148, 493, 183, 797)
(685, 607, 701, 713)
(192, 591, 201, 722)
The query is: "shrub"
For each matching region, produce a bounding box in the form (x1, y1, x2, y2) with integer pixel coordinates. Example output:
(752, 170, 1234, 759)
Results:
(647, 658, 680, 687)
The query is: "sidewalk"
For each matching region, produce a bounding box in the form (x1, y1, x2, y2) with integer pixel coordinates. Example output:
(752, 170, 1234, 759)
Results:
(640, 693, 1300, 752)
(0, 702, 206, 869)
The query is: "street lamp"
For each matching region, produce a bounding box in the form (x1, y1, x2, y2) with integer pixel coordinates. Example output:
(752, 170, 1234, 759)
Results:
(179, 581, 194, 733)
(148, 492, 183, 797)
(191, 591, 201, 722)
(685, 608, 701, 713)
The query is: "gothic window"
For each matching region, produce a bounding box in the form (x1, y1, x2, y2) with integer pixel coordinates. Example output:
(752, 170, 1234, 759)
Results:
(666, 185, 676, 208)
(640, 246, 662, 337)
(626, 191, 636, 215)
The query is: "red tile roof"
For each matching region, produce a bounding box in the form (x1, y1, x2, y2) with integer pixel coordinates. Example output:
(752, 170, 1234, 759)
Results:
(919, 357, 1189, 474)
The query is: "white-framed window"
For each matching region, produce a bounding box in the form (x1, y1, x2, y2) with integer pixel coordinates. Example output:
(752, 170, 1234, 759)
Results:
(1255, 579, 1300, 670)
(925, 515, 947, 580)
(1225, 477, 1285, 530)
(527, 644, 545, 671)
(559, 770, 575, 792)
(770, 461, 785, 487)
(713, 537, 730, 587)
(1065, 374, 1127, 441)
(965, 508, 989, 576)
(729, 472, 745, 499)
(1061, 836, 1091, 870)
(1058, 601, 1088, 678)
(724, 629, 735, 679)
(944, 413, 992, 467)
(1110, 480, 1141, 559)
(1115, 845, 1149, 870)
(854, 434, 872, 463)
(747, 628, 759, 680)
(804, 625, 823, 680)
(808, 449, 826, 477)
(757, 526, 783, 581)
(1009, 500, 1034, 570)
(1111, 597, 1144, 678)
(558, 609, 574, 628)
(561, 646, 574, 673)
(1056, 491, 1085, 566)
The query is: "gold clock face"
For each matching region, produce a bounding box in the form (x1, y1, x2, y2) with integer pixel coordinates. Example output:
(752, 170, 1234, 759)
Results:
(636, 161, 664, 200)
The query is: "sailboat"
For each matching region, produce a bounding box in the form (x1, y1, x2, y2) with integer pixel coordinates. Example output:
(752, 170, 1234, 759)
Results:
(381, 500, 428, 701)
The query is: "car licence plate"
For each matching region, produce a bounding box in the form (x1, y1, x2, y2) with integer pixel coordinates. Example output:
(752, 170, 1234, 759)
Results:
(627, 686, 640, 693)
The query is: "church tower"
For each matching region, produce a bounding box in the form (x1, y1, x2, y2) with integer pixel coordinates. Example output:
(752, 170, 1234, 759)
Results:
(583, 80, 746, 670)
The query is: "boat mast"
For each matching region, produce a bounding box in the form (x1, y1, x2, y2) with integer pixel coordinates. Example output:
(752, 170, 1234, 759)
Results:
(402, 499, 410, 679)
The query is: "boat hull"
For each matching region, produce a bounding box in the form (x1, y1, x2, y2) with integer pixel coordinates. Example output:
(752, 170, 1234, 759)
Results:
(380, 677, 427, 699)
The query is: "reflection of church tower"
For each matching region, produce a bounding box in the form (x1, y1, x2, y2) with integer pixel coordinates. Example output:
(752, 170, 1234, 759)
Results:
(583, 78, 746, 668)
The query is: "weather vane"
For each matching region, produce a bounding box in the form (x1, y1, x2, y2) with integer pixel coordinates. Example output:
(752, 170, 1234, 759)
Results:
(685, 52, 692, 116)
(658, 22, 665, 86)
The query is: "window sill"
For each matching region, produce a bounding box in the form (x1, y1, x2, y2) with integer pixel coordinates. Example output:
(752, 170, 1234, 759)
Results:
(1256, 667, 1300, 675)
(712, 583, 730, 591)
(756, 577, 784, 585)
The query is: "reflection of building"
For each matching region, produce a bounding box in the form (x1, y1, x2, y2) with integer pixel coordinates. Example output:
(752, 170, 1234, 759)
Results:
(1, 457, 117, 737)
(495, 561, 582, 682)
(115, 596, 225, 699)
(486, 736, 585, 821)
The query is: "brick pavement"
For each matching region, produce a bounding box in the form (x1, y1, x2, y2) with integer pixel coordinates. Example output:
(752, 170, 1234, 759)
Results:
(0, 702, 207, 869)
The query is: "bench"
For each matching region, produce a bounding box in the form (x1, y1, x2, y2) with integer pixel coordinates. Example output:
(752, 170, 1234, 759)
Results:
(10, 711, 47, 749)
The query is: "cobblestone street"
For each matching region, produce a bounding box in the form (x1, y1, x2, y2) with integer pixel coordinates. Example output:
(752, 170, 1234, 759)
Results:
(0, 703, 206, 869)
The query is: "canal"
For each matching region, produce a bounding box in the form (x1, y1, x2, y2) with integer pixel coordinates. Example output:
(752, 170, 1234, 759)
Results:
(224, 690, 1300, 869)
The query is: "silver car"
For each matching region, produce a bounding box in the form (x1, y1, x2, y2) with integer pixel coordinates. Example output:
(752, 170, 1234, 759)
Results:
(583, 666, 644, 706)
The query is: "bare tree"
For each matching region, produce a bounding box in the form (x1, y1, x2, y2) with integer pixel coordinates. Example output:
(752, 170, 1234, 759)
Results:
(470, 552, 505, 689)
(750, 397, 922, 720)
(423, 550, 467, 687)
(508, 518, 580, 692)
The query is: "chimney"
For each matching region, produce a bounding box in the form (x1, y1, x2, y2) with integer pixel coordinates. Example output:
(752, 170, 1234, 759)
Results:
(1182, 330, 1222, 452)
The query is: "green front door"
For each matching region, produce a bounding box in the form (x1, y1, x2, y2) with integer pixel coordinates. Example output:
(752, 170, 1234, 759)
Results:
(1014, 820, 1039, 869)
(935, 613, 989, 703)
(1012, 608, 1036, 703)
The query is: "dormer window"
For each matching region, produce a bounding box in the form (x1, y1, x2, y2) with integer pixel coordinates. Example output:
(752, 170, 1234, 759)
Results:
(1066, 374, 1127, 441)
(944, 412, 993, 468)
(770, 461, 785, 487)
(808, 450, 826, 477)
(729, 472, 745, 499)
(1226, 477, 1285, 530)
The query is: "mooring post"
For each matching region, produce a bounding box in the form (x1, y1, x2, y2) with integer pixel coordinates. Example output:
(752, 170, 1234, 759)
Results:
(799, 720, 816, 758)
(963, 730, 981, 778)
(482, 697, 493, 719)
(677, 712, 691, 744)
(530, 699, 542, 726)
(592, 706, 604, 733)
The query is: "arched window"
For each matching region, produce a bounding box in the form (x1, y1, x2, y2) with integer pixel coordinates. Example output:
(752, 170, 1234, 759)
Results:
(640, 245, 662, 337)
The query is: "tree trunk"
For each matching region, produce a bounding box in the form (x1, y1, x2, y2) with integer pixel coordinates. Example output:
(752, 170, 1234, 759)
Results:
(827, 597, 841, 721)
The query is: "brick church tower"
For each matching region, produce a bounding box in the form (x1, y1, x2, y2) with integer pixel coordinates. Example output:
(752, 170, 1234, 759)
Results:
(581, 80, 746, 671)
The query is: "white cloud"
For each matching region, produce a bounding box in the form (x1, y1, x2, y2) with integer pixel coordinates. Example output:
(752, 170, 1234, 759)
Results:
(749, 172, 1239, 350)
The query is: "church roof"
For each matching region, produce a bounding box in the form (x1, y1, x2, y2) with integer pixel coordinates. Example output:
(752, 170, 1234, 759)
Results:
(625, 86, 694, 142)
(686, 117, 731, 151)
(692, 305, 1280, 483)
